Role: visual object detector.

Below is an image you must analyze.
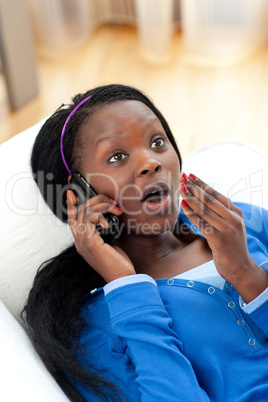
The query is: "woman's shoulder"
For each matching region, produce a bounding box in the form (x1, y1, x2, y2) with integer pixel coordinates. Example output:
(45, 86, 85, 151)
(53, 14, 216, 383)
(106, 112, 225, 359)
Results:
(81, 287, 108, 324)
(78, 288, 127, 355)
(81, 288, 123, 339)
(234, 202, 268, 234)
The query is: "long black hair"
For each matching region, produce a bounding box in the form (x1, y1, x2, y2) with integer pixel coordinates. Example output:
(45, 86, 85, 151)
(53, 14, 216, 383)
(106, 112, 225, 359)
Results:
(22, 84, 182, 401)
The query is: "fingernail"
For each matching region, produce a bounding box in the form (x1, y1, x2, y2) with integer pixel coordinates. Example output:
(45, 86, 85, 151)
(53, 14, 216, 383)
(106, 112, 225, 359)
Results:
(109, 198, 118, 204)
(181, 199, 189, 209)
(66, 190, 68, 198)
(181, 183, 189, 193)
(116, 206, 123, 212)
(189, 173, 198, 181)
(182, 173, 190, 182)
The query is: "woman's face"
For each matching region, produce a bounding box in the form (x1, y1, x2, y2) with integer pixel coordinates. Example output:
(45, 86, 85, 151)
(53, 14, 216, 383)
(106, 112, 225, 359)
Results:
(79, 100, 180, 235)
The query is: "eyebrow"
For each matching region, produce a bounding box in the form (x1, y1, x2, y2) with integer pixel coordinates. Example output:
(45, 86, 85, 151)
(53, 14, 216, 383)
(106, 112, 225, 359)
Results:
(94, 117, 160, 150)
(95, 132, 124, 150)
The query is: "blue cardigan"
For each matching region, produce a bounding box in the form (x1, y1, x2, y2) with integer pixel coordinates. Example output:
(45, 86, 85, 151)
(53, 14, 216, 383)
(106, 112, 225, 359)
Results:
(73, 203, 268, 401)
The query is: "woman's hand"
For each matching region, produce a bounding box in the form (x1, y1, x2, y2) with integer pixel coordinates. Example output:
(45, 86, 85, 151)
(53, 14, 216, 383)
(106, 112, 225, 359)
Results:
(67, 190, 136, 284)
(179, 173, 268, 303)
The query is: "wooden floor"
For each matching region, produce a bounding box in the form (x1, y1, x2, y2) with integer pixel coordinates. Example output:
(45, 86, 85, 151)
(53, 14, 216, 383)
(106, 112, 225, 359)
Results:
(1, 25, 268, 159)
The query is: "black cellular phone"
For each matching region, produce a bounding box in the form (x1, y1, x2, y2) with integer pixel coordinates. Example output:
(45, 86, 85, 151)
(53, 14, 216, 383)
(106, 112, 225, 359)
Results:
(69, 172, 119, 244)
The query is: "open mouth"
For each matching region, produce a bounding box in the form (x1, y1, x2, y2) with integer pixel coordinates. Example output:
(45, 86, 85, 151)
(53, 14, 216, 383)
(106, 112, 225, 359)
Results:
(142, 189, 167, 203)
(141, 183, 171, 212)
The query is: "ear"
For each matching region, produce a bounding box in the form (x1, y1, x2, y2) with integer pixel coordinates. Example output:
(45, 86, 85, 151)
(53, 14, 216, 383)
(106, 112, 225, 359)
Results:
(66, 175, 79, 205)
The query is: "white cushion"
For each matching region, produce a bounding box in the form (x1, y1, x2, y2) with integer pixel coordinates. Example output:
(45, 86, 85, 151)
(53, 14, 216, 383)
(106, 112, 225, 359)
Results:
(0, 119, 73, 323)
(0, 299, 69, 401)
(182, 140, 268, 210)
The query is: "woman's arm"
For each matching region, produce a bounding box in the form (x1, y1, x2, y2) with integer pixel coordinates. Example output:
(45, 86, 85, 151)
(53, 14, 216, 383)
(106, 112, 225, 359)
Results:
(67, 190, 136, 283)
(105, 278, 210, 401)
(75, 277, 210, 402)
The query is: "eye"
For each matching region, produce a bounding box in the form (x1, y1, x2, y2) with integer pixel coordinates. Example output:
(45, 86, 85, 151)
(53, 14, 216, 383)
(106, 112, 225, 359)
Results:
(109, 152, 128, 163)
(151, 137, 166, 149)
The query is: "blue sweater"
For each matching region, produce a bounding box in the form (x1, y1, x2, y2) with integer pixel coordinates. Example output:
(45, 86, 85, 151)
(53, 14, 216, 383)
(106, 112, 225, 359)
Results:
(73, 203, 268, 401)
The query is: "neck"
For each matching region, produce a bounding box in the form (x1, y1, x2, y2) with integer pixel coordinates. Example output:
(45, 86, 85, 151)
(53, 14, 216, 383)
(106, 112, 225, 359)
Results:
(114, 230, 185, 277)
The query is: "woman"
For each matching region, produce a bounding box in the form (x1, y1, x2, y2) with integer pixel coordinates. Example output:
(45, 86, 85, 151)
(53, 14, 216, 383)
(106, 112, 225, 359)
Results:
(24, 84, 268, 401)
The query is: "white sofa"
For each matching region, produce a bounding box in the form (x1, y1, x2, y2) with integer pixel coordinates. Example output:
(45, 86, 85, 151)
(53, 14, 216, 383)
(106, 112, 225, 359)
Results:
(0, 119, 267, 401)
(0, 119, 71, 401)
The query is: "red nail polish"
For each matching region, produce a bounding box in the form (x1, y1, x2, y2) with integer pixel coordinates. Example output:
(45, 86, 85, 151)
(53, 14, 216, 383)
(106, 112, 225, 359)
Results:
(66, 190, 68, 198)
(116, 206, 123, 212)
(109, 198, 118, 204)
(181, 199, 189, 209)
(181, 183, 188, 193)
(182, 173, 190, 182)
(189, 173, 198, 181)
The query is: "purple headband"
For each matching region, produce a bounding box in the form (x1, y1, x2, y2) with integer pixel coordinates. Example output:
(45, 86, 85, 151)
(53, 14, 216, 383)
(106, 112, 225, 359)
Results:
(60, 95, 92, 175)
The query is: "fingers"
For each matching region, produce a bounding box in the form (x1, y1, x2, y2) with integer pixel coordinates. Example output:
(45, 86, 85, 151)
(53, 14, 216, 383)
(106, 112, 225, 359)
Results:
(179, 173, 243, 235)
(180, 194, 223, 235)
(67, 190, 123, 240)
(83, 200, 122, 217)
(180, 173, 234, 210)
(179, 172, 241, 215)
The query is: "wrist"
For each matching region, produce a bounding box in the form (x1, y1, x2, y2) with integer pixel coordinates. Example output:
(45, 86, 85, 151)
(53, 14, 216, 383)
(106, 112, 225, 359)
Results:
(104, 273, 156, 295)
(229, 260, 268, 303)
(105, 271, 136, 284)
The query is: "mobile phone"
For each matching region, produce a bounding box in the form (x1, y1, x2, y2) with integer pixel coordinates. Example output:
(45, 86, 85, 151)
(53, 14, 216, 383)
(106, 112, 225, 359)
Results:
(69, 172, 119, 244)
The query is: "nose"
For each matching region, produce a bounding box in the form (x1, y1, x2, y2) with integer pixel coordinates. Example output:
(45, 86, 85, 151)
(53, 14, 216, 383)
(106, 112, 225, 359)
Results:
(137, 152, 162, 176)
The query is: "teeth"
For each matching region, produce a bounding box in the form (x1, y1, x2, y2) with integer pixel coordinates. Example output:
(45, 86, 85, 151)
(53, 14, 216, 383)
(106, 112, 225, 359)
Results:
(144, 190, 165, 202)
(142, 184, 169, 203)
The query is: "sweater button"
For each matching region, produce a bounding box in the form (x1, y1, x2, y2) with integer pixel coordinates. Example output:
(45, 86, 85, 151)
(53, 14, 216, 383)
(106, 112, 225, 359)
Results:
(187, 280, 194, 287)
(237, 319, 244, 326)
(225, 283, 232, 289)
(167, 278, 174, 285)
(248, 338, 256, 345)
(208, 287, 215, 294)
(228, 301, 235, 308)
